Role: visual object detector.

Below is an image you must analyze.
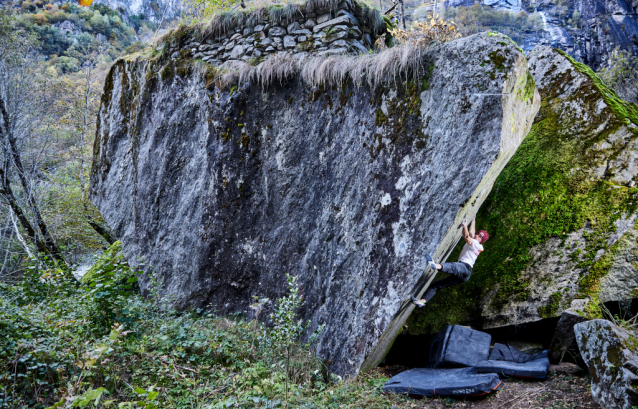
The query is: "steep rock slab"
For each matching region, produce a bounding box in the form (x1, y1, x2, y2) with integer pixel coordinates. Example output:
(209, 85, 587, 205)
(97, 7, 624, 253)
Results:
(90, 32, 539, 376)
(575, 319, 638, 408)
(408, 46, 638, 336)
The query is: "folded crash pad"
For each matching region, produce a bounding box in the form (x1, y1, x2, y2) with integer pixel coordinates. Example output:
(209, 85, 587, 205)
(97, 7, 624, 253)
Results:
(382, 367, 503, 397)
(476, 343, 550, 378)
(429, 325, 492, 368)
(475, 358, 550, 378)
(488, 343, 548, 363)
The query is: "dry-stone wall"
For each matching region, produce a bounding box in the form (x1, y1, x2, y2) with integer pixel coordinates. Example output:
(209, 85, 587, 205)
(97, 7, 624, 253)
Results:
(168, 2, 379, 64)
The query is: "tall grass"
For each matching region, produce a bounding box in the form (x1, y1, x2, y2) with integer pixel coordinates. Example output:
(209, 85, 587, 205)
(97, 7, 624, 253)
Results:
(208, 40, 434, 89)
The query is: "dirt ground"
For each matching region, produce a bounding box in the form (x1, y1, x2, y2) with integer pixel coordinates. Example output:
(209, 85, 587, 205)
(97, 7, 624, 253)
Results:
(377, 362, 597, 409)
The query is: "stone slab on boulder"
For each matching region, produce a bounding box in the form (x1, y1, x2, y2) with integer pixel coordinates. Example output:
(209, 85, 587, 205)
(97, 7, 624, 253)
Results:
(575, 319, 638, 409)
(90, 32, 539, 376)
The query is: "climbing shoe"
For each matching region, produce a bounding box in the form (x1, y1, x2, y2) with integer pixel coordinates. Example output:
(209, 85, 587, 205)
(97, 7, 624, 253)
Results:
(411, 296, 426, 308)
(425, 254, 437, 269)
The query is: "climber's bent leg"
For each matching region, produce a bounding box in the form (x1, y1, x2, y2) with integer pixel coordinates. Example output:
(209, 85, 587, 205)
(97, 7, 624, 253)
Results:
(440, 262, 472, 281)
(422, 275, 463, 302)
(422, 262, 472, 303)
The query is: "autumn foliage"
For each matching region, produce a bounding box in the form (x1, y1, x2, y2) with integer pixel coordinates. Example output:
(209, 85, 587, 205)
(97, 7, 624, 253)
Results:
(391, 18, 461, 46)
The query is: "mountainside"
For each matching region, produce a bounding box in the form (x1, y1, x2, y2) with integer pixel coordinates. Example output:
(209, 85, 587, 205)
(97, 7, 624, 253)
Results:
(28, 0, 636, 72)
(91, 0, 183, 23)
(441, 0, 638, 70)
(408, 45, 638, 335)
(89, 20, 539, 374)
(11, 0, 160, 76)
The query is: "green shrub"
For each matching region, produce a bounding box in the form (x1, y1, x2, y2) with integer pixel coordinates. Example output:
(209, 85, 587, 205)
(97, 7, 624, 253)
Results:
(0, 261, 406, 408)
(50, 55, 81, 73)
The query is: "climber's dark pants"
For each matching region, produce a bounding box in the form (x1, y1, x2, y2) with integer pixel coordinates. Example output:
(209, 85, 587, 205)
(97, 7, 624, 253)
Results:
(423, 262, 472, 302)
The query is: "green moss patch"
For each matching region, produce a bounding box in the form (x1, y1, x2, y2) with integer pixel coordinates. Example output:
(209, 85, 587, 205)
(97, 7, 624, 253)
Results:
(556, 50, 638, 129)
(538, 291, 562, 318)
(81, 241, 128, 285)
(489, 50, 507, 72)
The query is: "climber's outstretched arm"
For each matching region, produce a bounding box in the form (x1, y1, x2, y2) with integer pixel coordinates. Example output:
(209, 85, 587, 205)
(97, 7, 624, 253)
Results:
(461, 220, 471, 245)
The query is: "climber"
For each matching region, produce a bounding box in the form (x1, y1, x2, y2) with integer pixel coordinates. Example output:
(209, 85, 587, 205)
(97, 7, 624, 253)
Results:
(411, 217, 489, 307)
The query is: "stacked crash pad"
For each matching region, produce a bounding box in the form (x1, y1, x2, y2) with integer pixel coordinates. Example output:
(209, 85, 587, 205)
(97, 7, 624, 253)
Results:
(383, 325, 550, 397)
(429, 325, 492, 367)
(475, 343, 550, 378)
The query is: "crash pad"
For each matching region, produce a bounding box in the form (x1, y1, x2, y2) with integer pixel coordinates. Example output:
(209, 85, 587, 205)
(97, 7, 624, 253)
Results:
(488, 343, 548, 363)
(429, 325, 492, 368)
(382, 367, 503, 397)
(476, 343, 550, 378)
(475, 358, 550, 378)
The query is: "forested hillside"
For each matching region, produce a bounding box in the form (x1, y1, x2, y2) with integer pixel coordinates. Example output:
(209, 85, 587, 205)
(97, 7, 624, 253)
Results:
(12, 0, 152, 73)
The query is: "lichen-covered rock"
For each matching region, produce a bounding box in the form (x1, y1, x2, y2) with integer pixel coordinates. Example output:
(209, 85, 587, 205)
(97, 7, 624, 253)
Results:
(574, 319, 638, 409)
(407, 45, 638, 335)
(90, 32, 539, 375)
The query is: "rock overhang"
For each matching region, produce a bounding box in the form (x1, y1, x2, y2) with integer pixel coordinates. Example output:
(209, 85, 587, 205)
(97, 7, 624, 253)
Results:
(90, 31, 540, 376)
(406, 45, 638, 337)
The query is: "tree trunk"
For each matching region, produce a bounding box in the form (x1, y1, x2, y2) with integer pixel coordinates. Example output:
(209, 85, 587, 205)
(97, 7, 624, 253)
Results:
(400, 0, 406, 29)
(1, 216, 15, 276)
(83, 203, 116, 245)
(0, 95, 66, 266)
(9, 208, 32, 259)
(0, 167, 49, 258)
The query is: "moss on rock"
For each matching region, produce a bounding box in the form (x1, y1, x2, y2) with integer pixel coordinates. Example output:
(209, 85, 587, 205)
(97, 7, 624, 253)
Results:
(80, 241, 127, 285)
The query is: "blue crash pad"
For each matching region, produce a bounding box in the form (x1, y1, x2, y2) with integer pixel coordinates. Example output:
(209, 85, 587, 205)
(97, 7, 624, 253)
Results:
(428, 325, 492, 368)
(382, 367, 503, 397)
(476, 343, 550, 378)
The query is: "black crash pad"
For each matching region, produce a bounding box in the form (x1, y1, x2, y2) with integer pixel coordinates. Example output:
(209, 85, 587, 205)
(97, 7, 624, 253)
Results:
(382, 367, 503, 397)
(429, 325, 491, 368)
(488, 343, 549, 363)
(475, 358, 550, 378)
(476, 344, 550, 378)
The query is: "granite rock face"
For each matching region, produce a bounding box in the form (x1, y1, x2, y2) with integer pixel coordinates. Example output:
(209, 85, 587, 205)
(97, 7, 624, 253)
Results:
(575, 319, 638, 408)
(90, 32, 539, 376)
(476, 47, 638, 328)
(407, 46, 638, 336)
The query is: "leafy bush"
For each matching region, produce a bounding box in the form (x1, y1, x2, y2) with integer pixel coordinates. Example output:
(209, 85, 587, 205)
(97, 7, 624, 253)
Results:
(390, 17, 461, 47)
(0, 259, 406, 408)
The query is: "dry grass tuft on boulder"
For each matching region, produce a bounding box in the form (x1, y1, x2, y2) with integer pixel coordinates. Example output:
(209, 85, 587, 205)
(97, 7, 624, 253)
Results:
(209, 40, 437, 89)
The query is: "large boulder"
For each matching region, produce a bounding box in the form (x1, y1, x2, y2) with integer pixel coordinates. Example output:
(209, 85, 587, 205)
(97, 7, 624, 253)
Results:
(407, 45, 638, 336)
(575, 319, 638, 408)
(90, 32, 539, 376)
